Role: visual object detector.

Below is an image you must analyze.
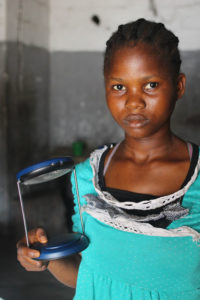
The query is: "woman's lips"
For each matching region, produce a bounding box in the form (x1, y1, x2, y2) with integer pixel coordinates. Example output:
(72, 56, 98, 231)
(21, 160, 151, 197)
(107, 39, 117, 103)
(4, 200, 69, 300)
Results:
(123, 114, 149, 128)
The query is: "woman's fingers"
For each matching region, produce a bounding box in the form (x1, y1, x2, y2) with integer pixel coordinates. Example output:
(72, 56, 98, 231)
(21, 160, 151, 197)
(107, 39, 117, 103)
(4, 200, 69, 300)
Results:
(35, 227, 48, 243)
(29, 227, 48, 244)
(16, 227, 48, 271)
(18, 256, 47, 272)
(16, 227, 48, 246)
(17, 244, 47, 271)
(17, 242, 40, 258)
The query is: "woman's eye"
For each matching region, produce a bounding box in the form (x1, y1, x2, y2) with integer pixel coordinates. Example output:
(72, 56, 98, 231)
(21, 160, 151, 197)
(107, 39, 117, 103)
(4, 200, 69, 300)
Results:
(144, 82, 158, 91)
(112, 84, 126, 91)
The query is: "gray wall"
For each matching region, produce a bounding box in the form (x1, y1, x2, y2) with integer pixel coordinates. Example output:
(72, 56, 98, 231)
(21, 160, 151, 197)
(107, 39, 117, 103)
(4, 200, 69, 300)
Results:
(1, 45, 200, 234)
(171, 50, 200, 144)
(6, 43, 49, 172)
(49, 52, 123, 152)
(0, 42, 50, 233)
(0, 42, 9, 231)
(49, 50, 200, 153)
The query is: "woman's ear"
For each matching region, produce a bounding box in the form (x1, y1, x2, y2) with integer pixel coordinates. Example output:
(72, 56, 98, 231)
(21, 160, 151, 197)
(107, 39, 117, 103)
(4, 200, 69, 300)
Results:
(177, 73, 186, 99)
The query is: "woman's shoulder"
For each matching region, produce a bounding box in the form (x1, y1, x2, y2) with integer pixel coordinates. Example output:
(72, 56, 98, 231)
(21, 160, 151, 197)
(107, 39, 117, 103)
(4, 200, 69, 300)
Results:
(75, 144, 114, 169)
(74, 143, 115, 180)
(74, 157, 92, 181)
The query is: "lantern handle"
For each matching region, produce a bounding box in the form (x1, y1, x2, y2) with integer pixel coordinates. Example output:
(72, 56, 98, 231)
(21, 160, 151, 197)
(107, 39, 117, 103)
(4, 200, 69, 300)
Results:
(17, 180, 30, 247)
(73, 168, 85, 234)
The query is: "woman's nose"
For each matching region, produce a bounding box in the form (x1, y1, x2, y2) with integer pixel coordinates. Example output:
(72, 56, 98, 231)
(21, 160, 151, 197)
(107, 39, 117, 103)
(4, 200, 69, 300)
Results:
(125, 91, 146, 109)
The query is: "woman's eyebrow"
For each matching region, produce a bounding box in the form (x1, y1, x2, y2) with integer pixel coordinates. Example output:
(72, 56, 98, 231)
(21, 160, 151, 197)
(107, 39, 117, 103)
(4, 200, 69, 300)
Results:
(142, 75, 161, 80)
(109, 75, 162, 82)
(109, 77, 123, 82)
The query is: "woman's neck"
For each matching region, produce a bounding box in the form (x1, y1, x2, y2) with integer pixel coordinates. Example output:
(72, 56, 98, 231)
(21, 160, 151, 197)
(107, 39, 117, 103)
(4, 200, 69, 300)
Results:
(122, 131, 182, 164)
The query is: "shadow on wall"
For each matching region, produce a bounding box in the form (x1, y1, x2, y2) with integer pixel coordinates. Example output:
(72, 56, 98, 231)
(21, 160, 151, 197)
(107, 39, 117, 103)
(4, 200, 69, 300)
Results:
(171, 50, 200, 145)
(3, 42, 50, 235)
(6, 42, 49, 173)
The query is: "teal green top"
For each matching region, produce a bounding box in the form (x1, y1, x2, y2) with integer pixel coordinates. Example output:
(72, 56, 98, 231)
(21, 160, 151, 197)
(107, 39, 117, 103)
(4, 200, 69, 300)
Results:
(71, 147, 200, 300)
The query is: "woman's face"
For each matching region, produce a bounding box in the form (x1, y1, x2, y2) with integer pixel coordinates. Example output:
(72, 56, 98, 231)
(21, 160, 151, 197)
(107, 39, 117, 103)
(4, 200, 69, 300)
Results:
(104, 43, 185, 140)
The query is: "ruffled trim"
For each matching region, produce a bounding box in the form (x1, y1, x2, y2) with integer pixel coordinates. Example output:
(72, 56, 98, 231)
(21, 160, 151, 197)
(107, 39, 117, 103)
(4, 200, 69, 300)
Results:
(81, 145, 200, 240)
(90, 145, 200, 210)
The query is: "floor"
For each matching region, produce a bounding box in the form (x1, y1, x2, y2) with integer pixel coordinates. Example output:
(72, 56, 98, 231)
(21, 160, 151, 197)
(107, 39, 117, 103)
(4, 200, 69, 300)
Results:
(0, 234, 75, 300)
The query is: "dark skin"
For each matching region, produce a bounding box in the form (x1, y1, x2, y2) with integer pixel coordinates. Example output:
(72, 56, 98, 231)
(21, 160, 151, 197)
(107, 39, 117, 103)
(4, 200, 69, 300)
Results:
(104, 43, 188, 196)
(17, 42, 187, 287)
(16, 228, 81, 287)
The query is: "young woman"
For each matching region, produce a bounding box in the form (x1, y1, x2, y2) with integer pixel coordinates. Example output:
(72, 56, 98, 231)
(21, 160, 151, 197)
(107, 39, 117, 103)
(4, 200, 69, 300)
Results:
(17, 19, 200, 299)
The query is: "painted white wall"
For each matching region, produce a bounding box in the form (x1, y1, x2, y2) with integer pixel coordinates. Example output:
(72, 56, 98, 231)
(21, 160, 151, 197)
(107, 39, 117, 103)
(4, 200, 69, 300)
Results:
(49, 0, 200, 52)
(0, 0, 6, 41)
(6, 0, 49, 49)
(0, 0, 8, 227)
(154, 0, 200, 51)
(2, 0, 200, 51)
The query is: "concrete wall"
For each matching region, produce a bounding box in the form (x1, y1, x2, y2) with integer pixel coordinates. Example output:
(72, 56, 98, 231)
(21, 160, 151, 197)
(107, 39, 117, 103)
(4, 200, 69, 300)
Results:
(6, 0, 50, 172)
(49, 51, 123, 150)
(7, 0, 49, 48)
(171, 50, 200, 144)
(0, 0, 9, 230)
(49, 0, 200, 52)
(49, 0, 200, 153)
(0, 0, 6, 41)
(0, 0, 50, 231)
(1, 0, 200, 232)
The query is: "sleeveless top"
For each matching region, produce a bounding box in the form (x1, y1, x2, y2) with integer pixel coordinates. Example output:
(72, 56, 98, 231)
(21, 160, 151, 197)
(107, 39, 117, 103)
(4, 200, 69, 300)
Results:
(71, 143, 200, 300)
(98, 142, 199, 228)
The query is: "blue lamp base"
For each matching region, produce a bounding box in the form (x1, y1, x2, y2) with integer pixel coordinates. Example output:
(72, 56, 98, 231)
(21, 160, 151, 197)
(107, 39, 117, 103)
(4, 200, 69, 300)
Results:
(31, 233, 89, 261)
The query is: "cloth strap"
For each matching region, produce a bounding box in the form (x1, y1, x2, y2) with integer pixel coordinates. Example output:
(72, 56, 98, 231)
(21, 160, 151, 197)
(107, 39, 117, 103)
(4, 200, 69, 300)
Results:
(103, 142, 121, 176)
(187, 142, 193, 161)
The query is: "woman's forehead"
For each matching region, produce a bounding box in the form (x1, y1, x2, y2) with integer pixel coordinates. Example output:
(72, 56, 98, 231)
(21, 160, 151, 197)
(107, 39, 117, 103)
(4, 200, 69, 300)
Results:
(106, 44, 170, 78)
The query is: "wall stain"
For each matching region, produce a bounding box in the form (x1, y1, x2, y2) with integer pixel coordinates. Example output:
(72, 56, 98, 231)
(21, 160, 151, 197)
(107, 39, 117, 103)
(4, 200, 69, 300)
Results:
(91, 15, 101, 26)
(149, 0, 158, 17)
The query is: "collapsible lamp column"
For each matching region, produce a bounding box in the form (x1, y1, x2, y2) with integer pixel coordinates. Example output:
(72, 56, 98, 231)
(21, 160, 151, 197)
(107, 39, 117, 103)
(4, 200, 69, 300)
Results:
(16, 157, 89, 261)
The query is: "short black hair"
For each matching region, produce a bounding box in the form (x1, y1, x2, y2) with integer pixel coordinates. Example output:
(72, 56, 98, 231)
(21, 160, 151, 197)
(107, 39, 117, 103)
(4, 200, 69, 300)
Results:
(104, 18, 181, 78)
